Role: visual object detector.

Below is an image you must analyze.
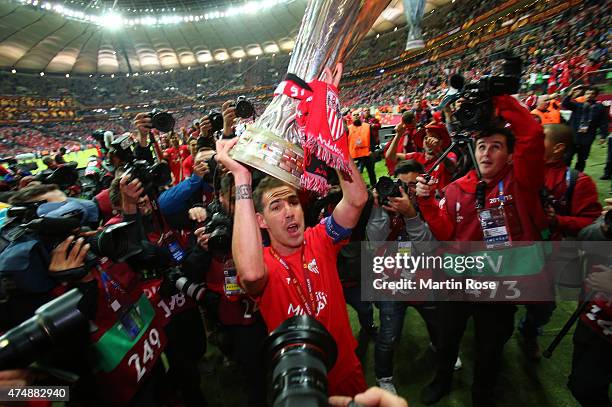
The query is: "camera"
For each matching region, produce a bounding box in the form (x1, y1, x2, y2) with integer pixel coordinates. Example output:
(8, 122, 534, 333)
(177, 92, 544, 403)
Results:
(203, 200, 232, 256)
(0, 288, 89, 370)
(265, 315, 338, 407)
(375, 176, 405, 206)
(452, 51, 522, 132)
(122, 160, 172, 194)
(208, 97, 255, 133)
(208, 110, 224, 133)
(149, 109, 176, 133)
(234, 95, 255, 118)
(159, 266, 206, 303)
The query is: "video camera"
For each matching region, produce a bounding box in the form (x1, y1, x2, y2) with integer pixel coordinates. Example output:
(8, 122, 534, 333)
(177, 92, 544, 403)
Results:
(450, 51, 522, 132)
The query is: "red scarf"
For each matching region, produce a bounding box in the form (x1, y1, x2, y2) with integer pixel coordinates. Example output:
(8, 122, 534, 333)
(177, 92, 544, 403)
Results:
(275, 74, 351, 194)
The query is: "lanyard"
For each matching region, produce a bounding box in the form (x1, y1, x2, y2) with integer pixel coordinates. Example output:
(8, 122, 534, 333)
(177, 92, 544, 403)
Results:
(269, 245, 317, 317)
(497, 180, 507, 205)
(97, 266, 126, 311)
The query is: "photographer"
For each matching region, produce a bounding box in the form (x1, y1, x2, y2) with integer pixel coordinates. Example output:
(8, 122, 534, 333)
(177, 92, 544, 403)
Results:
(517, 123, 603, 360)
(157, 148, 216, 231)
(1, 180, 169, 406)
(387, 119, 456, 194)
(215, 65, 369, 396)
(132, 113, 158, 164)
(194, 173, 268, 407)
(416, 95, 548, 406)
(384, 111, 418, 175)
(110, 172, 208, 407)
(183, 115, 213, 178)
(567, 198, 612, 406)
(366, 160, 458, 394)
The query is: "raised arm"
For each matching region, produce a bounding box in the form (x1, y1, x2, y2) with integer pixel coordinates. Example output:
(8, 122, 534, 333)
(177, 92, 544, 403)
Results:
(493, 95, 545, 193)
(215, 138, 267, 296)
(332, 159, 369, 229)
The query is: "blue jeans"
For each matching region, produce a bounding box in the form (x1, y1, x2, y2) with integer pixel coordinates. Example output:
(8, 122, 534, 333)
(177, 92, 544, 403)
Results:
(375, 302, 409, 379)
(374, 302, 440, 379)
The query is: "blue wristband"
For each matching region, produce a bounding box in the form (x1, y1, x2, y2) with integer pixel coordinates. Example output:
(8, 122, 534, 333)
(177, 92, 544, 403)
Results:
(325, 216, 352, 243)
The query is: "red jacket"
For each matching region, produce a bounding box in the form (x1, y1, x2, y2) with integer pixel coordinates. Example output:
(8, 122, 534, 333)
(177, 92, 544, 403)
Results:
(418, 95, 548, 242)
(544, 161, 602, 240)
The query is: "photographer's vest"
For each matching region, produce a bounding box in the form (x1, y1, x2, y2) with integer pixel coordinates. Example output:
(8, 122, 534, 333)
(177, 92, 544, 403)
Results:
(441, 167, 553, 302)
(141, 277, 197, 327)
(206, 255, 258, 326)
(348, 123, 371, 158)
(90, 258, 167, 406)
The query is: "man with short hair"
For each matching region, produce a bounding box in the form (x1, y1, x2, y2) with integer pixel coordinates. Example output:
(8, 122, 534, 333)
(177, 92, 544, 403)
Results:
(215, 135, 369, 397)
(563, 86, 609, 173)
(531, 96, 561, 125)
(54, 147, 66, 165)
(416, 95, 548, 406)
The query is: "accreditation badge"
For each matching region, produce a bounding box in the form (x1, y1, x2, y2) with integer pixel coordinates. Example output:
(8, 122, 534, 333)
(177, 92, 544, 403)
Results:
(478, 206, 512, 249)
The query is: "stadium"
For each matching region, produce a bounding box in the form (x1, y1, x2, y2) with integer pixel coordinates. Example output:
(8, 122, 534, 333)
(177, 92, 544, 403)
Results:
(0, 0, 610, 406)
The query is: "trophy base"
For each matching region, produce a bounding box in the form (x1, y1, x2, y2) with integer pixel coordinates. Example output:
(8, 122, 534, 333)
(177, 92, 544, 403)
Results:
(230, 125, 304, 189)
(405, 40, 425, 51)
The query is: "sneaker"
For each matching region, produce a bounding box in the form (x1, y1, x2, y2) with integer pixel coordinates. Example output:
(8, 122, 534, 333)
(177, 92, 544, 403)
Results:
(376, 377, 397, 395)
(517, 334, 542, 361)
(454, 356, 462, 371)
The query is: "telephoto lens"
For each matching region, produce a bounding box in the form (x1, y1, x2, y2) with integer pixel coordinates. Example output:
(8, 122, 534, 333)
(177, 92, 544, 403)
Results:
(265, 315, 338, 407)
(0, 289, 88, 370)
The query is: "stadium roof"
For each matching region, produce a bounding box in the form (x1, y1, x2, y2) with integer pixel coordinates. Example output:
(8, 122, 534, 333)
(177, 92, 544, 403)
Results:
(0, 0, 450, 75)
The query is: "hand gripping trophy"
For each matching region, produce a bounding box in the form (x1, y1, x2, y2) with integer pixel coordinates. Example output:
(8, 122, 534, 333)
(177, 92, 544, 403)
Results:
(230, 0, 391, 194)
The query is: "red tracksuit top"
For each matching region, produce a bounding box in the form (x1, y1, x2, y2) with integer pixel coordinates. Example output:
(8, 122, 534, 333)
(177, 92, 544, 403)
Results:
(544, 160, 602, 239)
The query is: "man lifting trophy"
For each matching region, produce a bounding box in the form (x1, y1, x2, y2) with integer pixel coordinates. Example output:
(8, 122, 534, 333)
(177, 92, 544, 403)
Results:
(230, 0, 391, 193)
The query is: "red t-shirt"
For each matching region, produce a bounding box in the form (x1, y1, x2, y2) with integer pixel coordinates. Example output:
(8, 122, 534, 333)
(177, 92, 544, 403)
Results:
(257, 223, 366, 397)
(164, 146, 190, 185)
(182, 154, 194, 179)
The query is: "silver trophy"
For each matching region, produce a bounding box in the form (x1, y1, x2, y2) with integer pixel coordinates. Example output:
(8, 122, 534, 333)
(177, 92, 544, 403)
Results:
(231, 0, 391, 188)
(403, 0, 426, 51)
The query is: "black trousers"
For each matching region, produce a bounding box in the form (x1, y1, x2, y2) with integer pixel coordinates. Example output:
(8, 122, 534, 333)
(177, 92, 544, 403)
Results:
(224, 319, 269, 407)
(565, 142, 593, 172)
(433, 302, 516, 406)
(568, 321, 612, 407)
(164, 308, 208, 407)
(355, 155, 377, 186)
